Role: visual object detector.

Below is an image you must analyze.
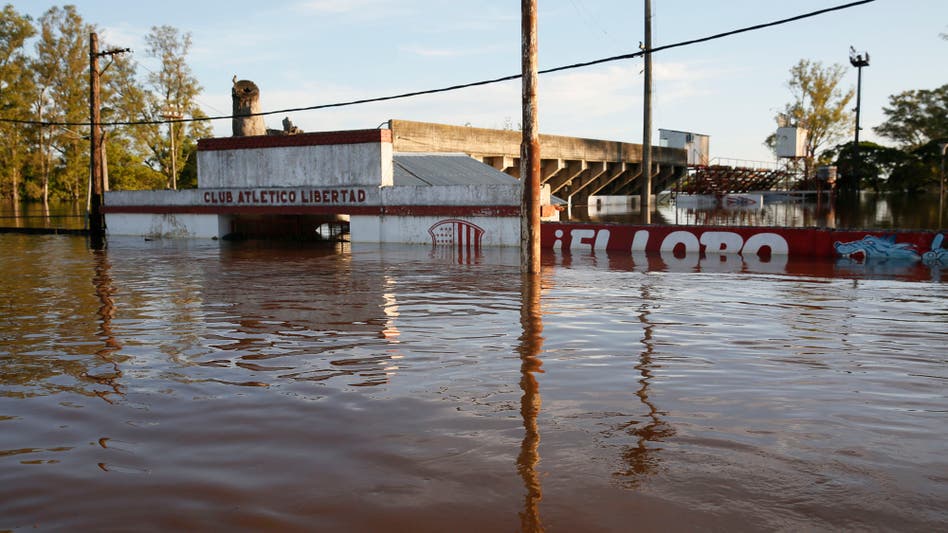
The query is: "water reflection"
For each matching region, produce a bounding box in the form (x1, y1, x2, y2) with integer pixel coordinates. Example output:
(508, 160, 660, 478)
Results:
(201, 242, 402, 387)
(517, 272, 545, 532)
(0, 236, 124, 401)
(90, 250, 126, 403)
(573, 192, 944, 231)
(614, 281, 674, 486)
(556, 246, 945, 282)
(0, 200, 87, 230)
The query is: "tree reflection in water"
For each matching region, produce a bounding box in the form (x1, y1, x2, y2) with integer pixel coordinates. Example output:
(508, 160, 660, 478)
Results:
(517, 272, 545, 532)
(614, 281, 675, 487)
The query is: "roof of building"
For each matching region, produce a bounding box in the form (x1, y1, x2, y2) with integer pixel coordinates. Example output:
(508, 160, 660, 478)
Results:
(393, 153, 520, 187)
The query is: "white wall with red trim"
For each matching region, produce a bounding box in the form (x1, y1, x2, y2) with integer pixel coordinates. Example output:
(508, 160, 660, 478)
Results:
(350, 215, 521, 247)
(104, 128, 543, 244)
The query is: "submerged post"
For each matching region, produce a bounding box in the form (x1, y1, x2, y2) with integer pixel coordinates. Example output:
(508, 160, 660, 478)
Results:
(520, 0, 541, 273)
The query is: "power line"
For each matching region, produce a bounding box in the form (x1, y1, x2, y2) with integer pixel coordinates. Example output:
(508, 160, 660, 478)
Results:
(0, 0, 876, 129)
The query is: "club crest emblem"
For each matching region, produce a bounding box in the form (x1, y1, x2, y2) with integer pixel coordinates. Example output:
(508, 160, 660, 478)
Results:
(428, 219, 485, 250)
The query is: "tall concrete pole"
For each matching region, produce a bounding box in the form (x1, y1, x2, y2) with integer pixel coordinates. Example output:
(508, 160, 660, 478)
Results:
(89, 32, 105, 249)
(641, 0, 653, 223)
(521, 0, 541, 273)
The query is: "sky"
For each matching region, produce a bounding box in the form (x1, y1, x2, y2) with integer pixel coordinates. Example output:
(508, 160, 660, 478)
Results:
(16, 0, 948, 163)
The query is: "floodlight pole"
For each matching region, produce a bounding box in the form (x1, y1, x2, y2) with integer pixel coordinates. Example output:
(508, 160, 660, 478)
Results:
(849, 47, 869, 192)
(940, 142, 947, 229)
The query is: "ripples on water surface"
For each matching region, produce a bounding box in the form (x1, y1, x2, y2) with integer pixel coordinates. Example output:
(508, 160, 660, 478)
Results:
(1, 234, 946, 531)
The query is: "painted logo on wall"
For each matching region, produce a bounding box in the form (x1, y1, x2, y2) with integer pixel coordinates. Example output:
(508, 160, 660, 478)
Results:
(428, 219, 485, 250)
(834, 233, 947, 266)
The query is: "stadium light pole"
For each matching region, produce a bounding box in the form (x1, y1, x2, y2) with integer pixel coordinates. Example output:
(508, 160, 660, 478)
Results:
(849, 46, 869, 192)
(940, 142, 947, 229)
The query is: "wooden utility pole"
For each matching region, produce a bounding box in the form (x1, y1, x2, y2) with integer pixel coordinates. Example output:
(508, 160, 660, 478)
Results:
(89, 32, 105, 249)
(88, 32, 129, 249)
(641, 0, 653, 223)
(521, 0, 541, 274)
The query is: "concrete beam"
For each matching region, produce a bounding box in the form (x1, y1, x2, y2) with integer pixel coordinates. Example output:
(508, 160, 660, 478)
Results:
(547, 160, 587, 195)
(653, 165, 678, 192)
(602, 163, 644, 196)
(565, 161, 608, 204)
(585, 162, 628, 198)
(484, 155, 516, 173)
(389, 119, 687, 166)
(541, 158, 566, 182)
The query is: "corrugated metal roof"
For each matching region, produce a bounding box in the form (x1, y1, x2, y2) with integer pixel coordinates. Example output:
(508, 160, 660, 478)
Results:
(393, 153, 519, 186)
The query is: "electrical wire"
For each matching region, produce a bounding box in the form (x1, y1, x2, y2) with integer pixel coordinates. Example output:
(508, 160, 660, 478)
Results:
(0, 0, 876, 129)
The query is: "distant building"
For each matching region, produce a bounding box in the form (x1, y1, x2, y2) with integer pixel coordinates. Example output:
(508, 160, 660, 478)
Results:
(659, 129, 710, 166)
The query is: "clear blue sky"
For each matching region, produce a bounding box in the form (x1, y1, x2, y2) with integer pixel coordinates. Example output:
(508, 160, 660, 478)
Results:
(17, 0, 948, 163)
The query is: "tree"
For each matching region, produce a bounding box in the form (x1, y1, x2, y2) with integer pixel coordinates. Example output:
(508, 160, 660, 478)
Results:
(828, 141, 910, 192)
(98, 37, 164, 191)
(32, 6, 94, 205)
(143, 25, 210, 189)
(768, 59, 854, 181)
(873, 84, 948, 150)
(0, 5, 35, 204)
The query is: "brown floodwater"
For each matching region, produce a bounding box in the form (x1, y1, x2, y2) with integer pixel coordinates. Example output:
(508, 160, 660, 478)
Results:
(1, 234, 946, 531)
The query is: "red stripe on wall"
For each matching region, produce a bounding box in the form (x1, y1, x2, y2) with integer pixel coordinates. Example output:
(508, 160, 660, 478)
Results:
(541, 222, 943, 259)
(103, 205, 383, 216)
(381, 205, 520, 217)
(103, 204, 520, 218)
(198, 129, 392, 151)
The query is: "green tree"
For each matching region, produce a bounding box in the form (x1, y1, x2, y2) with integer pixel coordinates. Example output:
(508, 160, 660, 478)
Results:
(97, 37, 164, 190)
(873, 84, 948, 150)
(768, 59, 855, 183)
(32, 6, 93, 205)
(143, 25, 210, 189)
(0, 5, 36, 204)
(828, 141, 910, 192)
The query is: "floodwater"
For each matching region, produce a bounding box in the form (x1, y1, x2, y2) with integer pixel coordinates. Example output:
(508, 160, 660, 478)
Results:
(3, 191, 945, 232)
(1, 234, 945, 532)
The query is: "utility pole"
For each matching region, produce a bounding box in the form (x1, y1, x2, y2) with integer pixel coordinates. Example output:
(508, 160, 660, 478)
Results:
(849, 46, 869, 192)
(88, 32, 129, 249)
(89, 33, 104, 249)
(520, 0, 541, 274)
(641, 0, 653, 223)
